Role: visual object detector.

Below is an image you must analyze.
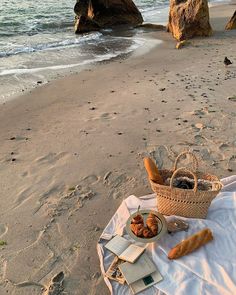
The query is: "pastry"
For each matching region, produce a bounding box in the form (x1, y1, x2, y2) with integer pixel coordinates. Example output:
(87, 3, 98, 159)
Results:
(146, 213, 159, 235)
(131, 214, 144, 225)
(143, 227, 155, 238)
(143, 157, 164, 184)
(168, 228, 213, 259)
(130, 223, 145, 237)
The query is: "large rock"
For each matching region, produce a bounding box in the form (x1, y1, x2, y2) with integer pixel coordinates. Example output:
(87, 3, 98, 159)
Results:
(167, 0, 212, 41)
(74, 0, 143, 33)
(225, 10, 236, 30)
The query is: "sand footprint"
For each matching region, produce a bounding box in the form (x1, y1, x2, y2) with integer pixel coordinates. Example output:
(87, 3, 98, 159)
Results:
(194, 134, 209, 145)
(106, 173, 136, 199)
(227, 155, 236, 172)
(81, 174, 100, 186)
(55, 174, 99, 215)
(43, 271, 64, 295)
(100, 112, 116, 120)
(35, 152, 69, 166)
(89, 112, 116, 121)
(149, 145, 173, 169)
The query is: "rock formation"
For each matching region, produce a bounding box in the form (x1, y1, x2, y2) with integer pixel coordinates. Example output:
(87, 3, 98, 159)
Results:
(225, 10, 236, 30)
(167, 0, 212, 41)
(74, 0, 143, 34)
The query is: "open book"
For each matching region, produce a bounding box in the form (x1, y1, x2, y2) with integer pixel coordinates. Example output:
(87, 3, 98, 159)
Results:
(105, 235, 145, 263)
(105, 256, 126, 284)
(119, 253, 163, 294)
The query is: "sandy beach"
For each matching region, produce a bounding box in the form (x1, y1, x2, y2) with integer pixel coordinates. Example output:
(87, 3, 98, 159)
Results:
(0, 2, 236, 294)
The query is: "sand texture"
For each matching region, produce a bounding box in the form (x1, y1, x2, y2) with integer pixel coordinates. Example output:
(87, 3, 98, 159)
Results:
(0, 3, 236, 295)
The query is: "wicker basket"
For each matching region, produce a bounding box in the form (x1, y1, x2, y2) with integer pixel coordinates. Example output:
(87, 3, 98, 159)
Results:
(149, 151, 223, 219)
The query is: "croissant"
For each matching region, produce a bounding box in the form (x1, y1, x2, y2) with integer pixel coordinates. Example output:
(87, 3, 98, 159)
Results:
(146, 213, 159, 235)
(168, 228, 213, 259)
(130, 223, 145, 237)
(131, 214, 144, 225)
(131, 224, 155, 238)
(143, 227, 155, 238)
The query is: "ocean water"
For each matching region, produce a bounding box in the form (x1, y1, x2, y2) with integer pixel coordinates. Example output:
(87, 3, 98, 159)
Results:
(0, 0, 219, 102)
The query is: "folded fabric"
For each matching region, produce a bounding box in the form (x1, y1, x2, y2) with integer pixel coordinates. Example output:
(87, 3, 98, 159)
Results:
(97, 176, 236, 295)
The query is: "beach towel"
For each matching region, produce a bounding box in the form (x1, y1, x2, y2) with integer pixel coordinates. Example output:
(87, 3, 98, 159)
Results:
(97, 175, 236, 295)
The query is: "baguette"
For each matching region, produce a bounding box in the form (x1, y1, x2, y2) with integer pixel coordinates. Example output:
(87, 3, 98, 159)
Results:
(143, 157, 164, 184)
(168, 228, 213, 259)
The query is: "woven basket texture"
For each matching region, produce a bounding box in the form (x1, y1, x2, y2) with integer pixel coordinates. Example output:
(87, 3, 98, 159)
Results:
(149, 151, 222, 219)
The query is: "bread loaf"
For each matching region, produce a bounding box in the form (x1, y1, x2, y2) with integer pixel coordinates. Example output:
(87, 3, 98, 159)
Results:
(168, 228, 213, 259)
(143, 157, 164, 184)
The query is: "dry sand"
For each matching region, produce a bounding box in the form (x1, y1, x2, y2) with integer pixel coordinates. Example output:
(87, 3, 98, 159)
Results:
(0, 2, 236, 295)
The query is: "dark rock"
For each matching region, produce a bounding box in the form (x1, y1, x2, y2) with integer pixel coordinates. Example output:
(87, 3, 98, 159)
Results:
(136, 23, 166, 30)
(74, 0, 143, 33)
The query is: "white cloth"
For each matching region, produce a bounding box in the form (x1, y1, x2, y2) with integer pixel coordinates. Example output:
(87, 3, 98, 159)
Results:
(97, 176, 236, 295)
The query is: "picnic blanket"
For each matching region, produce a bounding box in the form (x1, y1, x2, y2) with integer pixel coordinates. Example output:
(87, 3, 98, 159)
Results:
(97, 175, 236, 295)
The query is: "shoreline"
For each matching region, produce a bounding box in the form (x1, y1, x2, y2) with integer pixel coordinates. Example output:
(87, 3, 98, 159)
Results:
(0, 32, 163, 105)
(0, 2, 236, 295)
(0, 0, 231, 104)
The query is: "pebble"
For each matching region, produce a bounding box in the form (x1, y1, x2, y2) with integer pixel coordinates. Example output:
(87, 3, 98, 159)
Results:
(228, 95, 236, 101)
(195, 123, 204, 129)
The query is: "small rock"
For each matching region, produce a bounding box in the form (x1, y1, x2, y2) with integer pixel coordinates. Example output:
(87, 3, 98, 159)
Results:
(176, 40, 191, 49)
(228, 95, 236, 101)
(195, 123, 204, 129)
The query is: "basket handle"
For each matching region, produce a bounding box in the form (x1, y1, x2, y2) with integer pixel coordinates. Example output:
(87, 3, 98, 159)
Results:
(170, 167, 198, 193)
(173, 151, 198, 172)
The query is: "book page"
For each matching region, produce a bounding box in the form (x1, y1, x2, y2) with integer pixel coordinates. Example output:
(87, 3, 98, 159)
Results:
(130, 270, 163, 294)
(119, 253, 156, 285)
(105, 235, 132, 257)
(119, 244, 145, 263)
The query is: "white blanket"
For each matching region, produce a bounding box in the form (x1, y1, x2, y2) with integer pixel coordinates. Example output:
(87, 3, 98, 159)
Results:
(97, 176, 236, 295)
